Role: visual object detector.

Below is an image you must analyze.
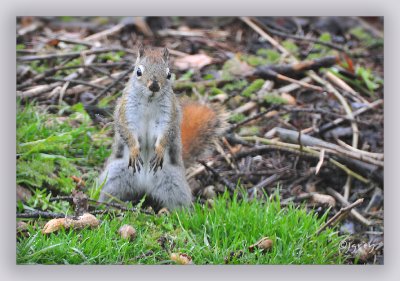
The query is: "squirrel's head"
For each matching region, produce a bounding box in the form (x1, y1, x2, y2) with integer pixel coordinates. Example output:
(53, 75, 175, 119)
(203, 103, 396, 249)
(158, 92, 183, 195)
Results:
(132, 45, 172, 97)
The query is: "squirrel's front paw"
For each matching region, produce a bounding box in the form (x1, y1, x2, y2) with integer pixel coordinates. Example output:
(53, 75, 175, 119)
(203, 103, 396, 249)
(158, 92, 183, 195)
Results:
(150, 145, 165, 173)
(128, 148, 143, 173)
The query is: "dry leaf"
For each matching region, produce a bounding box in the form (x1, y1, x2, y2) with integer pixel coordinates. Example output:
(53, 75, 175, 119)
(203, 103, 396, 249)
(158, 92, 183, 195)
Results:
(280, 92, 297, 105)
(310, 193, 336, 208)
(170, 253, 193, 265)
(229, 144, 242, 154)
(174, 54, 213, 71)
(47, 39, 60, 47)
(265, 110, 279, 118)
(118, 224, 137, 241)
(249, 237, 273, 253)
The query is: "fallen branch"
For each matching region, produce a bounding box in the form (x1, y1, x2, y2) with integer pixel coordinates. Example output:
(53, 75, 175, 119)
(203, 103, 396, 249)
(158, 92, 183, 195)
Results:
(269, 127, 383, 167)
(316, 197, 364, 235)
(17, 47, 134, 62)
(326, 187, 372, 227)
(17, 210, 71, 219)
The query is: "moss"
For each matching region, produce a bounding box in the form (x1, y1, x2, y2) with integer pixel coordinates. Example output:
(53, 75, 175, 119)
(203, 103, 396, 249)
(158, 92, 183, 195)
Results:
(242, 55, 269, 67)
(282, 39, 299, 56)
(264, 93, 288, 105)
(229, 113, 246, 123)
(242, 79, 265, 98)
(209, 87, 225, 96)
(349, 27, 382, 47)
(98, 51, 125, 62)
(256, 48, 281, 64)
(203, 73, 215, 80)
(239, 126, 260, 136)
(17, 44, 26, 50)
(222, 80, 248, 92)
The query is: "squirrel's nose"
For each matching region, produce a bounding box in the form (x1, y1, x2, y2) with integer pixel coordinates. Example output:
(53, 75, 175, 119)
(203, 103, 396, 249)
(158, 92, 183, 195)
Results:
(148, 80, 160, 92)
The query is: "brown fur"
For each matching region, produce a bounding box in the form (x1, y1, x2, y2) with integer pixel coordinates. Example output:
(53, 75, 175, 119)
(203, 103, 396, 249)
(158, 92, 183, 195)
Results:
(118, 95, 137, 149)
(180, 102, 226, 167)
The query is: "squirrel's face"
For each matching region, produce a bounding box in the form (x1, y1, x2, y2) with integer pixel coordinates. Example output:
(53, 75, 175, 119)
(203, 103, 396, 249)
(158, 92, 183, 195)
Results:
(132, 46, 172, 97)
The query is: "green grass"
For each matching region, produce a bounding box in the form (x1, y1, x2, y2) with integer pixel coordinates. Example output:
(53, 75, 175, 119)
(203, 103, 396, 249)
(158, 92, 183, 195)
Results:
(17, 100, 111, 200)
(17, 192, 345, 265)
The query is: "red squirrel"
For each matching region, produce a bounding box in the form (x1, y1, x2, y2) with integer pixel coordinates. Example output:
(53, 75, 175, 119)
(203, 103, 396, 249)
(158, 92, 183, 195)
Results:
(98, 46, 226, 210)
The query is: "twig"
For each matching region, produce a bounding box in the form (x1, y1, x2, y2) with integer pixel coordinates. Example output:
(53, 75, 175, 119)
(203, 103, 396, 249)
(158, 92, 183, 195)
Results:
(227, 105, 279, 133)
(240, 17, 290, 57)
(315, 149, 325, 175)
(87, 64, 135, 105)
(251, 17, 353, 55)
(186, 160, 215, 179)
(17, 47, 134, 62)
(199, 161, 237, 193)
(51, 37, 95, 47)
(326, 187, 372, 226)
(281, 106, 370, 125)
(17, 210, 71, 219)
(17, 82, 63, 99)
(336, 138, 383, 161)
(326, 71, 370, 105)
(275, 72, 324, 92)
(247, 174, 281, 195)
(46, 71, 125, 99)
(239, 135, 370, 183)
(269, 127, 383, 167)
(46, 77, 106, 90)
(17, 62, 129, 90)
(316, 198, 364, 235)
(49, 196, 153, 215)
(318, 99, 383, 133)
(84, 23, 126, 42)
(89, 199, 153, 215)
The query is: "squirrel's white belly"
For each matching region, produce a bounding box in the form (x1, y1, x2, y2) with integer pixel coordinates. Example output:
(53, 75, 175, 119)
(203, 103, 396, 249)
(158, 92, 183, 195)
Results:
(132, 101, 170, 191)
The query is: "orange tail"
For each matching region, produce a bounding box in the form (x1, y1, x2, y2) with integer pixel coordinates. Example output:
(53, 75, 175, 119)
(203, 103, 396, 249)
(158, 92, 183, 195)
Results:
(180, 102, 226, 167)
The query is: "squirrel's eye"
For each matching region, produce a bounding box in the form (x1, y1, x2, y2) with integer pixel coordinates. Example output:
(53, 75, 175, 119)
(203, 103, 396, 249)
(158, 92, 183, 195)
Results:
(136, 68, 142, 77)
(166, 67, 171, 80)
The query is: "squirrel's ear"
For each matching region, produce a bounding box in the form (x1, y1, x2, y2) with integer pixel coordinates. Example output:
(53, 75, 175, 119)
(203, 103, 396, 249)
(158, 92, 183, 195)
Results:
(163, 48, 169, 62)
(137, 44, 144, 58)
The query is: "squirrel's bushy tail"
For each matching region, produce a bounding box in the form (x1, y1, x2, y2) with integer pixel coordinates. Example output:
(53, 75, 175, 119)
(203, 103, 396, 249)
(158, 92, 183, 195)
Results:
(180, 101, 227, 167)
